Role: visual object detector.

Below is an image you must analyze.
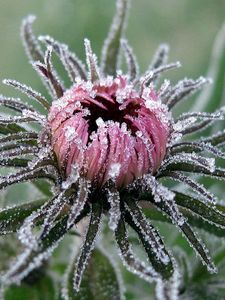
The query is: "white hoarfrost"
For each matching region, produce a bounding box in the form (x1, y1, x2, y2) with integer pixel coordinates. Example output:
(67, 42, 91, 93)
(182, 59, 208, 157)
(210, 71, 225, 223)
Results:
(109, 163, 121, 179)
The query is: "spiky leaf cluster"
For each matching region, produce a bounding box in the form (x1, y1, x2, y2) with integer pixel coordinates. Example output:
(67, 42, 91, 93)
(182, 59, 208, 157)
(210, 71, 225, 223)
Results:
(0, 1, 225, 299)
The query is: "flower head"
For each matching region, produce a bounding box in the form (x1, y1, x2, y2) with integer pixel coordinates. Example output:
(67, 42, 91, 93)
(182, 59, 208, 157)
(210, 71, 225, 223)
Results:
(48, 74, 171, 187)
(1, 1, 225, 299)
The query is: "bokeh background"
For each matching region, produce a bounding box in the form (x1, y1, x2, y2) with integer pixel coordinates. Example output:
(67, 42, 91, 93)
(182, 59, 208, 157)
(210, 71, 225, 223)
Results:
(0, 0, 225, 92)
(0, 1, 225, 299)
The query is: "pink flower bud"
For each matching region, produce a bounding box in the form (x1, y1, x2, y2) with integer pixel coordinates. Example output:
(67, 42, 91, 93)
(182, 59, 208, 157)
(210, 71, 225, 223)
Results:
(48, 76, 171, 187)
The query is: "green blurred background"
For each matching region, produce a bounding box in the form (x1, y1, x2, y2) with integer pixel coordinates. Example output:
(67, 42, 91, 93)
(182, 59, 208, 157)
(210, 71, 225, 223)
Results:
(0, 1, 225, 299)
(0, 0, 225, 96)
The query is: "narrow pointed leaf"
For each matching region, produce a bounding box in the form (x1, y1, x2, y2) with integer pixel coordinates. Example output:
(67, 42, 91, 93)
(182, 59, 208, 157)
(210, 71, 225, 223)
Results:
(174, 191, 225, 228)
(0, 199, 46, 235)
(124, 199, 174, 280)
(0, 158, 29, 168)
(159, 162, 225, 182)
(0, 96, 35, 113)
(21, 15, 44, 62)
(101, 0, 130, 75)
(154, 200, 216, 273)
(39, 35, 87, 81)
(84, 39, 100, 82)
(3, 79, 50, 110)
(139, 192, 225, 238)
(73, 202, 102, 292)
(2, 209, 89, 286)
(0, 124, 26, 135)
(159, 171, 216, 204)
(64, 248, 122, 300)
(115, 216, 158, 282)
(202, 129, 225, 146)
(149, 44, 169, 71)
(121, 39, 138, 81)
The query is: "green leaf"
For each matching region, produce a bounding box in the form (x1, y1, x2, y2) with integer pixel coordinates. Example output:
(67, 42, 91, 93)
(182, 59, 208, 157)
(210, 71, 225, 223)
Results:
(181, 281, 225, 300)
(175, 191, 225, 228)
(64, 248, 122, 300)
(154, 198, 216, 273)
(140, 191, 225, 238)
(101, 0, 129, 76)
(180, 208, 225, 238)
(33, 180, 53, 197)
(0, 124, 26, 135)
(4, 274, 56, 300)
(192, 23, 225, 113)
(0, 158, 29, 168)
(3, 208, 89, 284)
(125, 199, 174, 280)
(0, 199, 46, 234)
(21, 15, 44, 63)
(72, 202, 103, 292)
(191, 247, 225, 283)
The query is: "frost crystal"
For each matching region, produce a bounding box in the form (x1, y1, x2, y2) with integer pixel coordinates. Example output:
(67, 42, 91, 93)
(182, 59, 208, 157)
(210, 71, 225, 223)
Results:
(0, 1, 224, 299)
(109, 163, 121, 179)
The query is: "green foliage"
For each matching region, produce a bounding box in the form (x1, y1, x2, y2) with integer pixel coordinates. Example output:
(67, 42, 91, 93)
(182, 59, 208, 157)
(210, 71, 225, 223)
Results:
(193, 23, 225, 113)
(64, 248, 122, 300)
(4, 274, 56, 300)
(0, 199, 45, 234)
(0, 1, 225, 299)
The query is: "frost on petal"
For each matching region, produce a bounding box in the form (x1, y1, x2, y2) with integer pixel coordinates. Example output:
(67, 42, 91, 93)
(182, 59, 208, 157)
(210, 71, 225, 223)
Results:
(48, 75, 171, 188)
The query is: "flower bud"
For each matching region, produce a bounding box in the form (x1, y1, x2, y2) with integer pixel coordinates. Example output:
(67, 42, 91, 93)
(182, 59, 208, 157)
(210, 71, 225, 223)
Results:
(48, 76, 171, 187)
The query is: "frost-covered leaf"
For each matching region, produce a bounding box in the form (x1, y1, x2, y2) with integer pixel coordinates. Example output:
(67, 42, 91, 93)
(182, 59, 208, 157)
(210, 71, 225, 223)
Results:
(175, 191, 225, 229)
(121, 39, 139, 82)
(0, 199, 45, 235)
(34, 47, 64, 98)
(84, 39, 100, 82)
(21, 15, 44, 63)
(143, 61, 181, 87)
(1, 208, 88, 287)
(202, 129, 225, 147)
(106, 184, 121, 231)
(170, 141, 225, 160)
(101, 0, 130, 75)
(125, 199, 174, 280)
(0, 158, 29, 168)
(0, 123, 26, 135)
(166, 77, 209, 110)
(162, 171, 216, 205)
(179, 208, 225, 238)
(63, 248, 122, 300)
(148, 44, 169, 72)
(39, 35, 87, 81)
(3, 79, 50, 110)
(2, 218, 66, 285)
(115, 216, 158, 283)
(71, 202, 102, 292)
(161, 152, 216, 174)
(0, 95, 36, 113)
(154, 196, 216, 273)
(140, 190, 225, 237)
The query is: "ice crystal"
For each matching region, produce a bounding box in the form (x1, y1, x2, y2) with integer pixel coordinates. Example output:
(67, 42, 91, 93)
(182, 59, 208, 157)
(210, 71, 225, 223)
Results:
(0, 0, 225, 299)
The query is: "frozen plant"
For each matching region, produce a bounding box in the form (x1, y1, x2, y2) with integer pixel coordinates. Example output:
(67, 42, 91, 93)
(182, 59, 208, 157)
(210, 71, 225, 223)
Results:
(0, 0, 225, 299)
